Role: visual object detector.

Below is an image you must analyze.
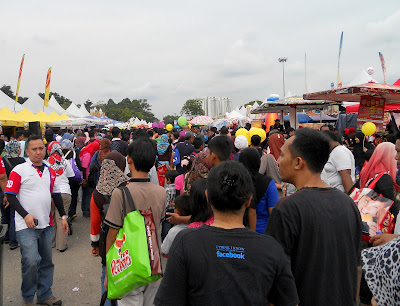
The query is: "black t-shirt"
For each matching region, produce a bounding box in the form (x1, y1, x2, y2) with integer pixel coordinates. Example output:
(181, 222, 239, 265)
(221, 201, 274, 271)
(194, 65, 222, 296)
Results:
(155, 225, 299, 306)
(110, 139, 128, 157)
(175, 141, 195, 174)
(265, 187, 362, 305)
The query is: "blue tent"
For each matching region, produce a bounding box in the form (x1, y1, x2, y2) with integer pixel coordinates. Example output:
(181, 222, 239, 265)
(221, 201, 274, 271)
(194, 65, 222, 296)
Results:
(283, 113, 313, 123)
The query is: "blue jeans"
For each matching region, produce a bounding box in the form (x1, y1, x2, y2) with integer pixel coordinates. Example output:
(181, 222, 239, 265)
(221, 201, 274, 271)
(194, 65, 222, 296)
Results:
(82, 186, 93, 217)
(16, 226, 55, 302)
(101, 265, 113, 306)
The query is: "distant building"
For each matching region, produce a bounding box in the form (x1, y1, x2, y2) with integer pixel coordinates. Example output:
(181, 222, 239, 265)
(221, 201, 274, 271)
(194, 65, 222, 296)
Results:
(201, 97, 232, 118)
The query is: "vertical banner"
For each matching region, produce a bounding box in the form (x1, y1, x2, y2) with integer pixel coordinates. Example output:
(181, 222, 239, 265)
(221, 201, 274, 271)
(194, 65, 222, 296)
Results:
(379, 52, 387, 84)
(357, 95, 386, 132)
(44, 67, 52, 107)
(15, 54, 25, 104)
(337, 31, 343, 88)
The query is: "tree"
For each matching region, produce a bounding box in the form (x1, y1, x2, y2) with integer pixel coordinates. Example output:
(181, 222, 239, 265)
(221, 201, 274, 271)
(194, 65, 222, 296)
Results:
(38, 91, 73, 109)
(244, 100, 263, 108)
(180, 99, 205, 117)
(163, 115, 179, 125)
(84, 99, 93, 111)
(107, 99, 115, 105)
(1, 85, 14, 99)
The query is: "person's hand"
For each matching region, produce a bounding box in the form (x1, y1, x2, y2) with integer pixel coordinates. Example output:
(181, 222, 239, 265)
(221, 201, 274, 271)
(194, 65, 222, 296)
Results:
(91, 247, 99, 257)
(24, 214, 37, 228)
(166, 212, 181, 224)
(3, 196, 9, 208)
(61, 218, 69, 234)
(363, 147, 368, 153)
(370, 234, 399, 246)
(104, 275, 107, 290)
(368, 222, 378, 237)
(81, 179, 87, 187)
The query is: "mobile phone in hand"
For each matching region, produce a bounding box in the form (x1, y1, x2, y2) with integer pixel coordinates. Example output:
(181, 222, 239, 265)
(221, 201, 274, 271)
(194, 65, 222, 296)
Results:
(34, 219, 38, 226)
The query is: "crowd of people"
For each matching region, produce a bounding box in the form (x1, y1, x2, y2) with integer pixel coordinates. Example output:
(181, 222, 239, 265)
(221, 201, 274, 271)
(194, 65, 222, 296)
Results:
(1, 121, 400, 305)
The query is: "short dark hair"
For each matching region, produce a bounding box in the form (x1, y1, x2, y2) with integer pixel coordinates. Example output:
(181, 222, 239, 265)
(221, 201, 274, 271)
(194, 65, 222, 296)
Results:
(190, 179, 212, 223)
(23, 130, 32, 138)
(174, 194, 191, 217)
(220, 127, 228, 135)
(15, 131, 23, 139)
(193, 137, 204, 150)
(289, 128, 330, 173)
(111, 127, 121, 137)
(147, 130, 154, 138)
(88, 130, 96, 138)
(185, 132, 194, 141)
(26, 135, 44, 148)
(44, 129, 54, 142)
(286, 127, 295, 134)
(172, 131, 179, 140)
(127, 137, 156, 172)
(165, 170, 179, 183)
(206, 161, 253, 212)
(323, 130, 339, 142)
(320, 124, 333, 131)
(208, 136, 232, 162)
(251, 135, 261, 146)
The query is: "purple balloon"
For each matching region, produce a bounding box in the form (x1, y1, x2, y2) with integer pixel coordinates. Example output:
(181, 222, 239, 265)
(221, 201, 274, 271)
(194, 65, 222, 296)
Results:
(158, 121, 165, 129)
(179, 131, 186, 138)
(152, 122, 158, 128)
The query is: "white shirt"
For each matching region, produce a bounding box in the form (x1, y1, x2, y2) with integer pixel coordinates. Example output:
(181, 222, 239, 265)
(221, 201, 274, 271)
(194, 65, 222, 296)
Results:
(161, 223, 188, 255)
(321, 145, 355, 192)
(44, 161, 75, 195)
(5, 159, 61, 231)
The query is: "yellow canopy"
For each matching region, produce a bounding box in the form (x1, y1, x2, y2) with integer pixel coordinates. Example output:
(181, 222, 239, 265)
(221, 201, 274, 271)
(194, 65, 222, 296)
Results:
(35, 111, 54, 123)
(0, 107, 25, 127)
(48, 112, 63, 122)
(59, 113, 70, 120)
(17, 109, 40, 123)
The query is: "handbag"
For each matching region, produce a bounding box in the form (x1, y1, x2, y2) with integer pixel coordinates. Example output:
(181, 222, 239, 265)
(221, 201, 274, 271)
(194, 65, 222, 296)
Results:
(65, 151, 82, 182)
(106, 186, 162, 300)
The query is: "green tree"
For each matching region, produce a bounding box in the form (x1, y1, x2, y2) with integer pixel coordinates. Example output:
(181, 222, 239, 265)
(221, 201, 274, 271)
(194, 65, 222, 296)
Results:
(1, 85, 14, 99)
(180, 99, 204, 117)
(243, 100, 263, 108)
(163, 115, 179, 125)
(38, 91, 73, 109)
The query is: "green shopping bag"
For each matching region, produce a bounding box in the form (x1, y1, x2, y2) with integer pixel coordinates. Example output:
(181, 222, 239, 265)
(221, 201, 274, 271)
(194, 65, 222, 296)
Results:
(106, 187, 162, 300)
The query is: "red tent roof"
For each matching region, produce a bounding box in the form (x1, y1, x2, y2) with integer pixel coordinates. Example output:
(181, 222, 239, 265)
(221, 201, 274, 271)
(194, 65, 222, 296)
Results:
(346, 103, 400, 113)
(304, 82, 400, 104)
(394, 79, 400, 86)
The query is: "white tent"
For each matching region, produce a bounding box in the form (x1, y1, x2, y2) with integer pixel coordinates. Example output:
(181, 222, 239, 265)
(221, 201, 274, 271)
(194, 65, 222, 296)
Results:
(348, 69, 378, 86)
(79, 105, 91, 117)
(227, 109, 245, 119)
(48, 96, 68, 116)
(66, 103, 86, 117)
(0, 91, 24, 112)
(22, 93, 59, 115)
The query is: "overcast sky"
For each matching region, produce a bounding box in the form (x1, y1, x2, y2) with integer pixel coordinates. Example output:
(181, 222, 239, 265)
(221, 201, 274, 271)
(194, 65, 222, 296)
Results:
(1, 1, 400, 119)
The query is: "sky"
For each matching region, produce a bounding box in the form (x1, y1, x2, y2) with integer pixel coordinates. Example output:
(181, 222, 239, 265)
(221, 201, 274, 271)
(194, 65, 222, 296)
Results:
(1, 1, 400, 119)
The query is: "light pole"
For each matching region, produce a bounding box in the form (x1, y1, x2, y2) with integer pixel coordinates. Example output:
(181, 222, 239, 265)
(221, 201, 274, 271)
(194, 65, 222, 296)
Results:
(278, 57, 288, 98)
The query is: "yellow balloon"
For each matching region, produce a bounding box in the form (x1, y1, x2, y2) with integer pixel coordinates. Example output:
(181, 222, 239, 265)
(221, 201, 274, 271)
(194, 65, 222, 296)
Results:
(361, 122, 376, 136)
(235, 128, 250, 144)
(249, 127, 267, 142)
(166, 124, 173, 131)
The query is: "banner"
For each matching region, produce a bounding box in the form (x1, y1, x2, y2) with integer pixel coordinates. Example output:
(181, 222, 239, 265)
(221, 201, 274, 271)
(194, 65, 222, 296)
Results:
(44, 68, 52, 107)
(15, 54, 25, 104)
(379, 52, 387, 85)
(357, 96, 385, 132)
(337, 32, 343, 88)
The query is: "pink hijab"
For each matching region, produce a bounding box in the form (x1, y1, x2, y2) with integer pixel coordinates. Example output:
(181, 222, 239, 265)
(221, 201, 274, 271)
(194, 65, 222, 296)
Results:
(360, 142, 397, 188)
(84, 132, 90, 143)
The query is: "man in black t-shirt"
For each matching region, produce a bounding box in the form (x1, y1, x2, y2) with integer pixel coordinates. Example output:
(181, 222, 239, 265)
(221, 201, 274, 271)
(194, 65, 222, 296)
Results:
(265, 128, 362, 305)
(109, 127, 128, 156)
(155, 161, 299, 305)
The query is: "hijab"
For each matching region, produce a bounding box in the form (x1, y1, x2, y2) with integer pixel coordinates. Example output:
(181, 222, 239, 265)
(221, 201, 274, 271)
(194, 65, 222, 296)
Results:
(360, 142, 397, 188)
(79, 139, 100, 158)
(184, 151, 212, 194)
(61, 132, 73, 142)
(157, 134, 170, 155)
(4, 140, 20, 158)
(61, 139, 73, 151)
(75, 136, 86, 150)
(99, 138, 111, 164)
(234, 135, 249, 151)
(47, 141, 68, 176)
(239, 147, 271, 204)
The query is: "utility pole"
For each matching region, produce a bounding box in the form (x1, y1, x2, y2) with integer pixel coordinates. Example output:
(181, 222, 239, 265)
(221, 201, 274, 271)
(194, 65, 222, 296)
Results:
(278, 57, 288, 98)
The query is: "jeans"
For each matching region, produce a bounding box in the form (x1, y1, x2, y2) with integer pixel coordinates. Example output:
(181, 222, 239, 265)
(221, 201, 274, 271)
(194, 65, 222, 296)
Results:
(0, 192, 18, 246)
(68, 179, 81, 217)
(16, 226, 55, 302)
(81, 186, 93, 217)
(101, 265, 113, 306)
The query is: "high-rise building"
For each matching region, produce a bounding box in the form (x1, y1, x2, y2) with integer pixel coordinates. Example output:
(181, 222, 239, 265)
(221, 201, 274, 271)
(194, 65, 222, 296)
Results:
(201, 97, 232, 118)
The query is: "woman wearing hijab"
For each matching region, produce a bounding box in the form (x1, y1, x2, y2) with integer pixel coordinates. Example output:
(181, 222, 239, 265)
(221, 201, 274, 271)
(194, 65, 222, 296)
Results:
(88, 138, 112, 188)
(80, 140, 100, 218)
(239, 147, 279, 233)
(353, 132, 375, 171)
(157, 134, 173, 168)
(233, 135, 248, 160)
(90, 152, 129, 303)
(183, 151, 211, 194)
(46, 141, 75, 252)
(2, 140, 25, 250)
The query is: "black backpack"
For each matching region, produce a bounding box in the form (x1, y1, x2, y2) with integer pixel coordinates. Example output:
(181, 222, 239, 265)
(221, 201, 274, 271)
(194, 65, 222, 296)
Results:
(87, 152, 100, 188)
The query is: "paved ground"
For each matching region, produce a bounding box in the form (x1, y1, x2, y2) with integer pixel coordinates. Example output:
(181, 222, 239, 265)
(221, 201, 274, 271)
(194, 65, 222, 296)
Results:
(2, 210, 102, 305)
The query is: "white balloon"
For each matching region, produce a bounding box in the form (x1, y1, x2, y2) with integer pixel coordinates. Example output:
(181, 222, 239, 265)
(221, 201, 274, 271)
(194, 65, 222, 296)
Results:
(367, 67, 374, 75)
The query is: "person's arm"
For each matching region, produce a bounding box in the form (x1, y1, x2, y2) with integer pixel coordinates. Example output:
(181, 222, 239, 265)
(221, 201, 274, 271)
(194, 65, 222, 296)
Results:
(369, 233, 399, 246)
(166, 212, 190, 225)
(106, 227, 119, 254)
(52, 193, 68, 234)
(339, 169, 354, 194)
(0, 173, 7, 193)
(248, 207, 257, 231)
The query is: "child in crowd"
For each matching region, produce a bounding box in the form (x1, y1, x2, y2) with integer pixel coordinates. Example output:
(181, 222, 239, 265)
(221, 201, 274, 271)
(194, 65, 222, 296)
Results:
(162, 170, 179, 240)
(161, 194, 191, 256)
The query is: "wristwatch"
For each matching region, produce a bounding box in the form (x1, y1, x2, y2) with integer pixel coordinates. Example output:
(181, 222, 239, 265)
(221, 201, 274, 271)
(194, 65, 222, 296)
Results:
(61, 215, 68, 220)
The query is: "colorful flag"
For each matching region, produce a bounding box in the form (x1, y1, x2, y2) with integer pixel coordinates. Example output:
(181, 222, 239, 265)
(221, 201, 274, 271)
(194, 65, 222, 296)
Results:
(379, 52, 387, 84)
(15, 54, 25, 104)
(337, 32, 343, 88)
(44, 68, 52, 107)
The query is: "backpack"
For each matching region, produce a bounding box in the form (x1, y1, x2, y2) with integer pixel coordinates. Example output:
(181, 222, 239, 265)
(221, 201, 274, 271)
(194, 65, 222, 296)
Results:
(88, 152, 100, 188)
(173, 148, 180, 167)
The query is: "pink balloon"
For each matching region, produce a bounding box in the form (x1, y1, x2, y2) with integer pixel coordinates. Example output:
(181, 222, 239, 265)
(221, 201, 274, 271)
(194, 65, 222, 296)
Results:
(179, 131, 186, 138)
(158, 121, 165, 129)
(152, 122, 158, 128)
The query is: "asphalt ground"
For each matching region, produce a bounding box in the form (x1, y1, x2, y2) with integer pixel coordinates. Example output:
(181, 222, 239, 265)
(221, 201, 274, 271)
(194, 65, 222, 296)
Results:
(2, 210, 102, 305)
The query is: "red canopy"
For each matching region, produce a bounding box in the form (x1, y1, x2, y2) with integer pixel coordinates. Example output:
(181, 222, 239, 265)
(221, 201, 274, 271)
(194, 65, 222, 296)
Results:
(394, 79, 400, 86)
(346, 103, 400, 113)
